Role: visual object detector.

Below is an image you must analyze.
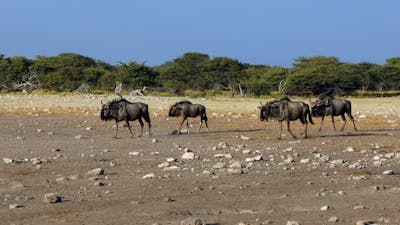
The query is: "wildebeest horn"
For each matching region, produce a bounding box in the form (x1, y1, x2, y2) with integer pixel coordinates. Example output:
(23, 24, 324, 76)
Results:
(259, 101, 263, 105)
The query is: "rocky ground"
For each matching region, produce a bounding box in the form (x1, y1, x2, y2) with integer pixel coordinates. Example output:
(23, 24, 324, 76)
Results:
(1, 95, 400, 225)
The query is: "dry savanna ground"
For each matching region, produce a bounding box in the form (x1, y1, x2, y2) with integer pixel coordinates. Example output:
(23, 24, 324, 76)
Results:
(1, 94, 400, 225)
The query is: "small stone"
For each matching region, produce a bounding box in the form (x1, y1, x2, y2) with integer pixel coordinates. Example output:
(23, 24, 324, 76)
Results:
(165, 157, 176, 163)
(43, 193, 62, 203)
(129, 151, 140, 156)
(383, 170, 395, 175)
(181, 152, 195, 160)
(245, 155, 263, 162)
(300, 158, 310, 164)
(328, 216, 339, 223)
(55, 177, 69, 183)
(9, 204, 23, 209)
(74, 135, 82, 139)
(163, 166, 181, 171)
(142, 173, 156, 179)
(286, 221, 301, 225)
(212, 162, 225, 169)
(227, 168, 242, 175)
(31, 158, 42, 165)
(242, 149, 252, 154)
(240, 135, 251, 140)
(321, 205, 330, 211)
(87, 168, 104, 176)
(152, 138, 158, 143)
(94, 181, 105, 186)
(158, 162, 170, 168)
(3, 158, 14, 164)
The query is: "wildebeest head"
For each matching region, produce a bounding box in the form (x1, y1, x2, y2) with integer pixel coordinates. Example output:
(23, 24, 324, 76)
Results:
(311, 100, 327, 117)
(168, 101, 192, 117)
(100, 100, 120, 121)
(168, 105, 183, 117)
(258, 102, 273, 121)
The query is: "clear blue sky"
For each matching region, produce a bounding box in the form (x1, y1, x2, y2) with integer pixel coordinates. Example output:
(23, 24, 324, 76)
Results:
(1, 0, 399, 67)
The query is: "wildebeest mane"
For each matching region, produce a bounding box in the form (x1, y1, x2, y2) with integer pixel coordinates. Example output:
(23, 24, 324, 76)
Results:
(279, 97, 291, 102)
(173, 100, 192, 107)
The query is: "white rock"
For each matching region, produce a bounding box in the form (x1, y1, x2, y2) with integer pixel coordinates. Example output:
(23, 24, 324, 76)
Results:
(240, 135, 251, 140)
(9, 204, 23, 209)
(181, 152, 195, 160)
(31, 158, 42, 165)
(245, 155, 263, 162)
(166, 157, 176, 162)
(158, 162, 170, 168)
(300, 158, 310, 164)
(320, 205, 330, 211)
(142, 173, 156, 179)
(227, 168, 242, 175)
(213, 162, 225, 169)
(383, 170, 395, 175)
(3, 158, 14, 164)
(87, 168, 104, 176)
(345, 146, 355, 152)
(230, 161, 242, 168)
(328, 216, 339, 223)
(284, 156, 294, 164)
(242, 149, 252, 154)
(384, 153, 395, 159)
(152, 138, 158, 143)
(43, 193, 62, 203)
(286, 221, 301, 225)
(129, 151, 140, 156)
(214, 153, 232, 159)
(163, 166, 181, 171)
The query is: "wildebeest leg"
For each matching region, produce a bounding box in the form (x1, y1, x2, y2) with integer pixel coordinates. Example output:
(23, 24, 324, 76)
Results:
(331, 116, 336, 131)
(279, 121, 283, 139)
(137, 118, 144, 137)
(199, 119, 203, 132)
(349, 114, 357, 131)
(340, 114, 347, 132)
(304, 122, 308, 139)
(113, 121, 120, 139)
(177, 118, 187, 134)
(186, 119, 190, 134)
(126, 121, 135, 137)
(147, 122, 152, 136)
(287, 121, 297, 139)
(318, 116, 325, 131)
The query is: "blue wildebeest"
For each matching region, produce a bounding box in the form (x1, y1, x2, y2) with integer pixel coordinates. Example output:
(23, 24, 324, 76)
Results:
(311, 95, 357, 132)
(168, 100, 209, 134)
(100, 98, 152, 138)
(258, 97, 314, 139)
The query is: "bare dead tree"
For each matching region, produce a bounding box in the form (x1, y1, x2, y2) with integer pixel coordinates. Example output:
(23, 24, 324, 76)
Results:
(12, 71, 40, 92)
(278, 79, 287, 94)
(130, 86, 149, 97)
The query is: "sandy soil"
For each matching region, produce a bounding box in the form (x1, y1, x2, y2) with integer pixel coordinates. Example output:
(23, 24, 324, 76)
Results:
(1, 95, 400, 225)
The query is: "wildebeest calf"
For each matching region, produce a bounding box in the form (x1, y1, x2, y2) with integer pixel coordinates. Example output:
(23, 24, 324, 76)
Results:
(168, 100, 209, 134)
(100, 98, 152, 138)
(258, 97, 314, 139)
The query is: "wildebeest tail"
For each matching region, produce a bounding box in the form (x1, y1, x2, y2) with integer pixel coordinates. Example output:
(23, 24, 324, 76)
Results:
(306, 106, 314, 124)
(200, 106, 208, 122)
(143, 105, 152, 127)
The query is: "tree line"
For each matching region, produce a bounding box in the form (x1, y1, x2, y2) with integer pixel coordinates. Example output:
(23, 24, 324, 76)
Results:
(1, 52, 399, 96)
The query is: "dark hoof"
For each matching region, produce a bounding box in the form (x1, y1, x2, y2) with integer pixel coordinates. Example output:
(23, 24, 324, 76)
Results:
(112, 136, 121, 139)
